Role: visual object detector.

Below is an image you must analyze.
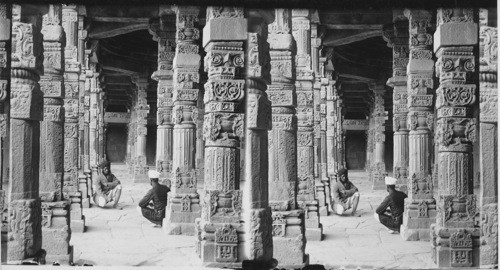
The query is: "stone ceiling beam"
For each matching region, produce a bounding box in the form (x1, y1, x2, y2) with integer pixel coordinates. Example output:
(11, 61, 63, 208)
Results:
(88, 22, 148, 39)
(323, 29, 382, 46)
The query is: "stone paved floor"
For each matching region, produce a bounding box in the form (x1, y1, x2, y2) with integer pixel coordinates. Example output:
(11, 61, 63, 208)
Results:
(70, 165, 437, 269)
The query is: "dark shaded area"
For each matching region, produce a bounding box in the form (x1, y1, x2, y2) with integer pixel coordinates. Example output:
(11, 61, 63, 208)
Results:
(106, 124, 128, 163)
(345, 130, 367, 170)
(146, 125, 157, 166)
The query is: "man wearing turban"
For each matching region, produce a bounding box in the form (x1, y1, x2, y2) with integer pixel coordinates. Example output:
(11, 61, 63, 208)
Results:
(94, 161, 122, 208)
(331, 168, 361, 216)
(374, 176, 407, 234)
(137, 170, 170, 227)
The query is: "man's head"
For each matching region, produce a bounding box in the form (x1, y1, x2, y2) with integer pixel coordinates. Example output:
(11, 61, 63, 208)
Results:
(148, 170, 160, 186)
(337, 168, 348, 183)
(385, 176, 397, 192)
(99, 161, 111, 175)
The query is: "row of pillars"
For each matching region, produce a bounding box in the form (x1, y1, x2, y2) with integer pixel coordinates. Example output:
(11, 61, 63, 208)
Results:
(379, 8, 497, 268)
(0, 4, 497, 269)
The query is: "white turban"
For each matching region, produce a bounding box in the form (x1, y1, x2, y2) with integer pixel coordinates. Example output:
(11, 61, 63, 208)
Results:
(385, 176, 397, 185)
(148, 170, 160, 179)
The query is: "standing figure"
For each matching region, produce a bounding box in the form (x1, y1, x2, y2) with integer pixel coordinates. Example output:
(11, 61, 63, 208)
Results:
(332, 168, 361, 216)
(374, 176, 407, 234)
(94, 161, 122, 208)
(137, 170, 170, 227)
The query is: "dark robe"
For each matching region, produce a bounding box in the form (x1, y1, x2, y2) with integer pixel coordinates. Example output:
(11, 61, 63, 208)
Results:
(138, 183, 170, 225)
(376, 189, 407, 231)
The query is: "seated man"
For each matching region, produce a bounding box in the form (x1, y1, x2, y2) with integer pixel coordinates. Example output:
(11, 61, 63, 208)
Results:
(332, 168, 360, 216)
(374, 176, 407, 234)
(94, 161, 122, 208)
(137, 170, 170, 227)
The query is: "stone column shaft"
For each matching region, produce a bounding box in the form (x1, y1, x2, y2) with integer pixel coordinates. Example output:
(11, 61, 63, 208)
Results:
(266, 8, 308, 268)
(39, 5, 73, 264)
(369, 84, 386, 190)
(400, 9, 437, 241)
(0, 4, 10, 191)
(431, 8, 480, 268)
(478, 10, 498, 268)
(311, 22, 329, 217)
(62, 4, 85, 233)
(8, 6, 44, 262)
(163, 7, 201, 235)
(292, 10, 323, 241)
(384, 17, 410, 192)
(131, 77, 149, 182)
(242, 31, 274, 268)
(196, 6, 246, 267)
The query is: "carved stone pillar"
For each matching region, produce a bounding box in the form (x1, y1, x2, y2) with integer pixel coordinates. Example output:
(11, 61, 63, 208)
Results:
(325, 69, 338, 178)
(39, 5, 73, 264)
(311, 20, 329, 217)
(400, 9, 436, 241)
(384, 16, 410, 192)
(131, 77, 149, 182)
(89, 67, 100, 185)
(369, 83, 386, 190)
(292, 9, 323, 241)
(62, 5, 84, 233)
(0, 4, 10, 191)
(430, 8, 480, 267)
(163, 6, 201, 235)
(266, 8, 308, 268)
(478, 9, 498, 268)
(149, 14, 174, 184)
(78, 25, 90, 208)
(242, 30, 274, 269)
(8, 6, 45, 262)
(196, 6, 246, 267)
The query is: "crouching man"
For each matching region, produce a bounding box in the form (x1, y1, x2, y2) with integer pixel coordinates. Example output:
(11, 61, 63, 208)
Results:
(94, 161, 122, 208)
(137, 170, 170, 227)
(332, 168, 360, 216)
(374, 176, 407, 234)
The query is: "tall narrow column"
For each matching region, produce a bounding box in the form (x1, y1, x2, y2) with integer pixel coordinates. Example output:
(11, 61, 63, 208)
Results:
(39, 5, 73, 264)
(196, 6, 246, 267)
(163, 6, 201, 235)
(400, 9, 436, 241)
(325, 62, 338, 178)
(384, 16, 410, 192)
(62, 4, 84, 233)
(89, 66, 100, 183)
(292, 9, 323, 241)
(78, 21, 90, 208)
(131, 77, 149, 182)
(478, 10, 497, 268)
(150, 14, 174, 183)
(311, 19, 329, 216)
(431, 8, 480, 267)
(8, 6, 44, 262)
(336, 98, 346, 170)
(0, 4, 10, 190)
(369, 83, 387, 190)
(318, 59, 332, 213)
(267, 8, 308, 268)
(242, 30, 274, 269)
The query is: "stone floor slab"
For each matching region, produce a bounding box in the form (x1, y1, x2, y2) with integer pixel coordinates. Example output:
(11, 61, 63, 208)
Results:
(67, 165, 437, 269)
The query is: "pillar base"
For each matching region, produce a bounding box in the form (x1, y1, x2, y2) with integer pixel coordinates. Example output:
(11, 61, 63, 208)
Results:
(195, 220, 244, 267)
(431, 225, 480, 268)
(70, 218, 85, 233)
(271, 209, 309, 267)
(45, 245, 73, 265)
(163, 195, 201, 235)
(81, 198, 90, 208)
(318, 206, 328, 216)
(401, 201, 437, 241)
(8, 249, 47, 265)
(273, 236, 310, 269)
(306, 224, 323, 241)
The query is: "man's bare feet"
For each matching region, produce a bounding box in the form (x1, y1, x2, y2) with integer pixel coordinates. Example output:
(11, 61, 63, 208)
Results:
(351, 211, 361, 217)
